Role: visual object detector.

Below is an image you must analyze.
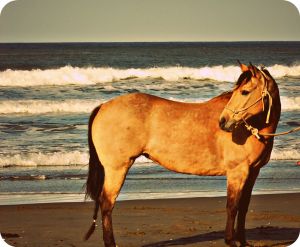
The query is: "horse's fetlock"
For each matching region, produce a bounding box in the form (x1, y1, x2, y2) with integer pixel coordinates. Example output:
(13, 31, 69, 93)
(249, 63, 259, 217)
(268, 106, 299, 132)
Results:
(224, 239, 238, 247)
(104, 239, 116, 247)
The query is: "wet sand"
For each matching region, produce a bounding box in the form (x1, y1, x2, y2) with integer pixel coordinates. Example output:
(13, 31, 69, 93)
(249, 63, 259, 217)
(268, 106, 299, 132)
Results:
(0, 193, 299, 247)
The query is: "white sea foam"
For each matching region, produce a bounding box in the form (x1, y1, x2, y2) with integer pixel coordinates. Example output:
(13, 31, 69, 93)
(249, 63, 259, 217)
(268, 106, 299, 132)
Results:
(0, 64, 300, 87)
(270, 149, 300, 160)
(0, 99, 101, 114)
(0, 151, 89, 167)
(280, 96, 300, 111)
(0, 96, 298, 115)
(0, 151, 151, 167)
(0, 148, 298, 167)
(267, 64, 300, 78)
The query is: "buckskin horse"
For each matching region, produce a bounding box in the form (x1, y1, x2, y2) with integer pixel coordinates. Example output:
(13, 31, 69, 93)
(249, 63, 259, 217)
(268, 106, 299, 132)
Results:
(84, 62, 281, 247)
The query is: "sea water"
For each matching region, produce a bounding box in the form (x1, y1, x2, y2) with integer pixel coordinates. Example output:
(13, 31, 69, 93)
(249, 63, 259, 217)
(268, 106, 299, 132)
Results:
(0, 42, 299, 205)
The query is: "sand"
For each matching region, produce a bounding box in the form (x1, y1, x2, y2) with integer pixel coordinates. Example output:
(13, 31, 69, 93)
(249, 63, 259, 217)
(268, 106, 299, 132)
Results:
(0, 193, 299, 247)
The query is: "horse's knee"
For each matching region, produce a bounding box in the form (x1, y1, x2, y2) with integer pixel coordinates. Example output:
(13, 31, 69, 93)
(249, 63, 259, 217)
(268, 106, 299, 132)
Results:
(226, 202, 238, 215)
(100, 190, 114, 208)
(101, 200, 113, 214)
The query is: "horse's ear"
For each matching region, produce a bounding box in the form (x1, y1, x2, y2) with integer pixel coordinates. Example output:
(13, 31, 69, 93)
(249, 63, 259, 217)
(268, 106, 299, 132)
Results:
(237, 60, 248, 72)
(249, 62, 259, 78)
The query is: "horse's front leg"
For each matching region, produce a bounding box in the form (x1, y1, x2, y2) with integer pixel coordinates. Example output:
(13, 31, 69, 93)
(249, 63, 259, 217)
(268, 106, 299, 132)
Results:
(235, 168, 260, 246)
(225, 165, 249, 247)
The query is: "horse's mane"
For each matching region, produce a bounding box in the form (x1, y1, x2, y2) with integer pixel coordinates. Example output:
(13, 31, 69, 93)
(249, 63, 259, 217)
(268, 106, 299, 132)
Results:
(261, 68, 274, 80)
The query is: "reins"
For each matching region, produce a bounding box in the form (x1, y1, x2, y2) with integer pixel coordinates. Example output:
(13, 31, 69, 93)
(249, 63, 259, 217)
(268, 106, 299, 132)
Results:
(242, 118, 300, 139)
(225, 68, 300, 140)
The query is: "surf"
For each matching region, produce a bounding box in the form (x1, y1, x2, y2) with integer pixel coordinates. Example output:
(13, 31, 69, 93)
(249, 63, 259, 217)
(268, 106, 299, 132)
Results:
(0, 96, 299, 115)
(1, 64, 300, 87)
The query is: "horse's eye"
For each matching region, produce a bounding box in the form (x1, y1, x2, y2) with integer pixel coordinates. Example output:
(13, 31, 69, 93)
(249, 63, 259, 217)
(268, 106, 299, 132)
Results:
(241, 90, 250, 96)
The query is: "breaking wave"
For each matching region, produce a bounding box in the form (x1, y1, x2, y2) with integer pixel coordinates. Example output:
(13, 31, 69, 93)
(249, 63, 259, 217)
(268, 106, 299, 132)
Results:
(0, 152, 151, 167)
(271, 149, 300, 160)
(280, 96, 300, 111)
(0, 151, 89, 167)
(0, 64, 300, 87)
(0, 149, 298, 167)
(0, 99, 101, 114)
(0, 96, 298, 115)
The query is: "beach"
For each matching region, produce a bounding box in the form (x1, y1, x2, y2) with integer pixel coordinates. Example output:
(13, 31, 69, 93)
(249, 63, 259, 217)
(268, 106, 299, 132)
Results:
(1, 193, 299, 247)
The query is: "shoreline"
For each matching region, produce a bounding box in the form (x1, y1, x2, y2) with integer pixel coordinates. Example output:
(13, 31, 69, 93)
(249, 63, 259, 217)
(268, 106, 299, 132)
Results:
(1, 193, 299, 247)
(1, 190, 300, 206)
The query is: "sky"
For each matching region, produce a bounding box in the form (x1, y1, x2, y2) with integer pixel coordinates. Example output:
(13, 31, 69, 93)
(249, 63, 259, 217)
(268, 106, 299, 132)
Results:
(0, 0, 299, 42)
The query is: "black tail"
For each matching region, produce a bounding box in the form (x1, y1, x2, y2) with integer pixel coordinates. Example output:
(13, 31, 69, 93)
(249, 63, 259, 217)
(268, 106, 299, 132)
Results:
(84, 105, 104, 241)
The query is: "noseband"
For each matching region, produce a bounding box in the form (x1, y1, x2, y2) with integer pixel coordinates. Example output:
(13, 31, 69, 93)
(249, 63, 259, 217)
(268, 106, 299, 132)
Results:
(225, 69, 273, 138)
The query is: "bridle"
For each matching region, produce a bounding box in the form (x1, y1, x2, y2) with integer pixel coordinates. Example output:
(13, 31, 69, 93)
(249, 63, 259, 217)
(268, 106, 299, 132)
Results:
(224, 68, 273, 139)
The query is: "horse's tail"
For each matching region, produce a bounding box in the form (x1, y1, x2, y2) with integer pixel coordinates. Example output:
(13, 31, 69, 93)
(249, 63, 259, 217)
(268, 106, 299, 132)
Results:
(84, 105, 105, 241)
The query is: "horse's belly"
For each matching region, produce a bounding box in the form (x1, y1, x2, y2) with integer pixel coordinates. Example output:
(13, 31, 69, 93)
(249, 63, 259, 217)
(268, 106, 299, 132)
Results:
(145, 146, 226, 176)
(157, 159, 226, 176)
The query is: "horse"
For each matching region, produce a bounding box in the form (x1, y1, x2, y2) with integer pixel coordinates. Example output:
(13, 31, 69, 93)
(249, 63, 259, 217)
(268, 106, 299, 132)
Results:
(84, 62, 281, 247)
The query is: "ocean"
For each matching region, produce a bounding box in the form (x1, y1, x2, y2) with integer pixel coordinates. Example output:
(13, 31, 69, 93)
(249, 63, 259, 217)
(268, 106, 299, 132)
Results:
(0, 42, 299, 205)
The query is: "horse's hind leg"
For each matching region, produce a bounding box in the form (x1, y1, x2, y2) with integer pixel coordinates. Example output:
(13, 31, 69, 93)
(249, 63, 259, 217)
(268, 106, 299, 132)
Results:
(235, 168, 260, 246)
(100, 160, 134, 247)
(225, 165, 249, 247)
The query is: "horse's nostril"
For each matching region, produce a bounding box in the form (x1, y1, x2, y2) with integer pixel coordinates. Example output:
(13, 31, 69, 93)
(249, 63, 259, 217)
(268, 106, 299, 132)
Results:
(219, 117, 226, 129)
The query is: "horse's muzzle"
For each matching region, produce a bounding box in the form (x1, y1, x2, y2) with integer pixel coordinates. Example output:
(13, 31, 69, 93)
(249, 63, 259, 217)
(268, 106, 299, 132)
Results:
(219, 117, 236, 132)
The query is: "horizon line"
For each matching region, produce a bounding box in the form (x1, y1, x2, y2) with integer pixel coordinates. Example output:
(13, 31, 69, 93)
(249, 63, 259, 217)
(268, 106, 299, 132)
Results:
(1, 40, 300, 44)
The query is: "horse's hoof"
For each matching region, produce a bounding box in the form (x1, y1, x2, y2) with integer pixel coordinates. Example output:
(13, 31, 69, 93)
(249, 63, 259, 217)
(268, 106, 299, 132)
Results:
(104, 243, 117, 247)
(235, 235, 252, 247)
(225, 239, 238, 247)
(240, 242, 252, 247)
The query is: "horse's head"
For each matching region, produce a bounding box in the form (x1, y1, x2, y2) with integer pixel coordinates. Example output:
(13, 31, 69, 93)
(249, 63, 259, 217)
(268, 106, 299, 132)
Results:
(219, 62, 278, 132)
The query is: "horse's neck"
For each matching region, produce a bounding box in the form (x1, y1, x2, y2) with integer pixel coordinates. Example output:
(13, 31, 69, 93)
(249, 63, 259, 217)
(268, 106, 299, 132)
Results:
(261, 81, 281, 137)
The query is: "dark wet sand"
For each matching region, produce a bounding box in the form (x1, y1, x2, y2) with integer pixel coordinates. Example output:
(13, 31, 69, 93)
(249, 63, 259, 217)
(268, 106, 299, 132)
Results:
(0, 193, 299, 247)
